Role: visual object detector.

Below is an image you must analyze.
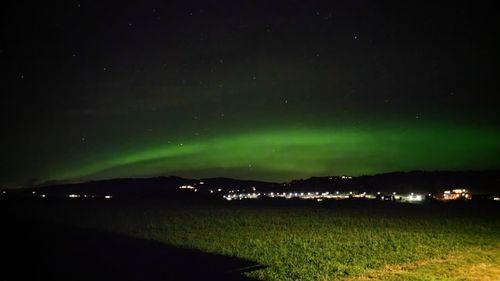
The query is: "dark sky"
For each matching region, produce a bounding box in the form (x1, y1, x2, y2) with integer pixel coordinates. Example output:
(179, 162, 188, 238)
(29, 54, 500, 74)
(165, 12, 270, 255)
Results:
(1, 0, 499, 187)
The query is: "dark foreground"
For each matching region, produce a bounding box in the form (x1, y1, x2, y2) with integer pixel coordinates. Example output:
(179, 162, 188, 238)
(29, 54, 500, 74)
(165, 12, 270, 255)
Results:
(1, 198, 499, 280)
(2, 200, 265, 281)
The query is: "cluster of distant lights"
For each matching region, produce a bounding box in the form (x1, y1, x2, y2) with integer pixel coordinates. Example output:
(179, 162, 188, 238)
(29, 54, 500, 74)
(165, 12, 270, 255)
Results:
(178, 180, 432, 202)
(175, 184, 499, 203)
(1, 184, 498, 202)
(442, 189, 471, 200)
(221, 190, 430, 202)
(66, 194, 113, 199)
(223, 191, 349, 201)
(179, 185, 198, 192)
(191, 187, 483, 204)
(18, 191, 114, 199)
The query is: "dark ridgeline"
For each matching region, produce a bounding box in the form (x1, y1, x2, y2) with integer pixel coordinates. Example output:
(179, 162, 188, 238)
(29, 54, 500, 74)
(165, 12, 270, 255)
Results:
(15, 176, 280, 200)
(289, 170, 500, 194)
(5, 170, 499, 199)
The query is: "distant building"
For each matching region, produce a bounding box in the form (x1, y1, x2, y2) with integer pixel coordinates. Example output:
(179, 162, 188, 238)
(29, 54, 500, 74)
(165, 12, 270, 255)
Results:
(441, 189, 471, 200)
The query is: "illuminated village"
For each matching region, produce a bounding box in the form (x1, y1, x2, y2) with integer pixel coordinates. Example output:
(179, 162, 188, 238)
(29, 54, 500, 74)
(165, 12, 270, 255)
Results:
(175, 184, 495, 203)
(219, 189, 471, 203)
(2, 179, 498, 203)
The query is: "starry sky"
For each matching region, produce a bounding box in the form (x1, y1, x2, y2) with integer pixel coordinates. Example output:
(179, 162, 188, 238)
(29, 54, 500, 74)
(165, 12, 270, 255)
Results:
(1, 1, 499, 187)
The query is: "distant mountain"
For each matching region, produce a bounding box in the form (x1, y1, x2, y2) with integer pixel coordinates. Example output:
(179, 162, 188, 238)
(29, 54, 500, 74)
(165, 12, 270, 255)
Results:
(29, 176, 195, 198)
(21, 176, 280, 199)
(11, 170, 500, 199)
(287, 170, 500, 194)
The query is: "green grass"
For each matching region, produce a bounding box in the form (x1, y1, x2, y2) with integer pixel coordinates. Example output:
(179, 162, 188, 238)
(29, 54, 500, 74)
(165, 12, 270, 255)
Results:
(9, 200, 500, 280)
(346, 247, 500, 281)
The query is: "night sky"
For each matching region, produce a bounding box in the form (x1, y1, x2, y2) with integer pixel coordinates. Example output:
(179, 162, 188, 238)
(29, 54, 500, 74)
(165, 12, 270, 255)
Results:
(2, 1, 499, 187)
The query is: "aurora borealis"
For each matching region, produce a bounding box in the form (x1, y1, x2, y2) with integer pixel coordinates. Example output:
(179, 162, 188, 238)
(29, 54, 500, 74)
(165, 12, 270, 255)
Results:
(2, 1, 500, 187)
(53, 125, 500, 183)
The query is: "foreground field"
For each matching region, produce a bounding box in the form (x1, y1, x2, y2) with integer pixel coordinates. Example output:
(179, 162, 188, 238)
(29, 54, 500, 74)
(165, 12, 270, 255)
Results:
(3, 199, 499, 280)
(347, 246, 500, 281)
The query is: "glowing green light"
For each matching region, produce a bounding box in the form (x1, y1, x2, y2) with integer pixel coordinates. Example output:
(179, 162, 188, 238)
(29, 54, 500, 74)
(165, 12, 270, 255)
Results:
(49, 124, 500, 182)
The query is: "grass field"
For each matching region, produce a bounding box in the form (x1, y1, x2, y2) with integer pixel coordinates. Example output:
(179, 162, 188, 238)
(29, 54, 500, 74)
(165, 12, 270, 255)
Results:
(3, 199, 499, 280)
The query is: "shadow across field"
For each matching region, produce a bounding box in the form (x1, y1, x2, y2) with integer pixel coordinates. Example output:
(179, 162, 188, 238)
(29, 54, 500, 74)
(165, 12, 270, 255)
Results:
(1, 218, 263, 281)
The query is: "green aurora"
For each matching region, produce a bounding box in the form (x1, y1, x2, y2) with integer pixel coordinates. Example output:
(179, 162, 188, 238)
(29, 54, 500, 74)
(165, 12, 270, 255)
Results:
(50, 124, 500, 183)
(3, 1, 500, 187)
